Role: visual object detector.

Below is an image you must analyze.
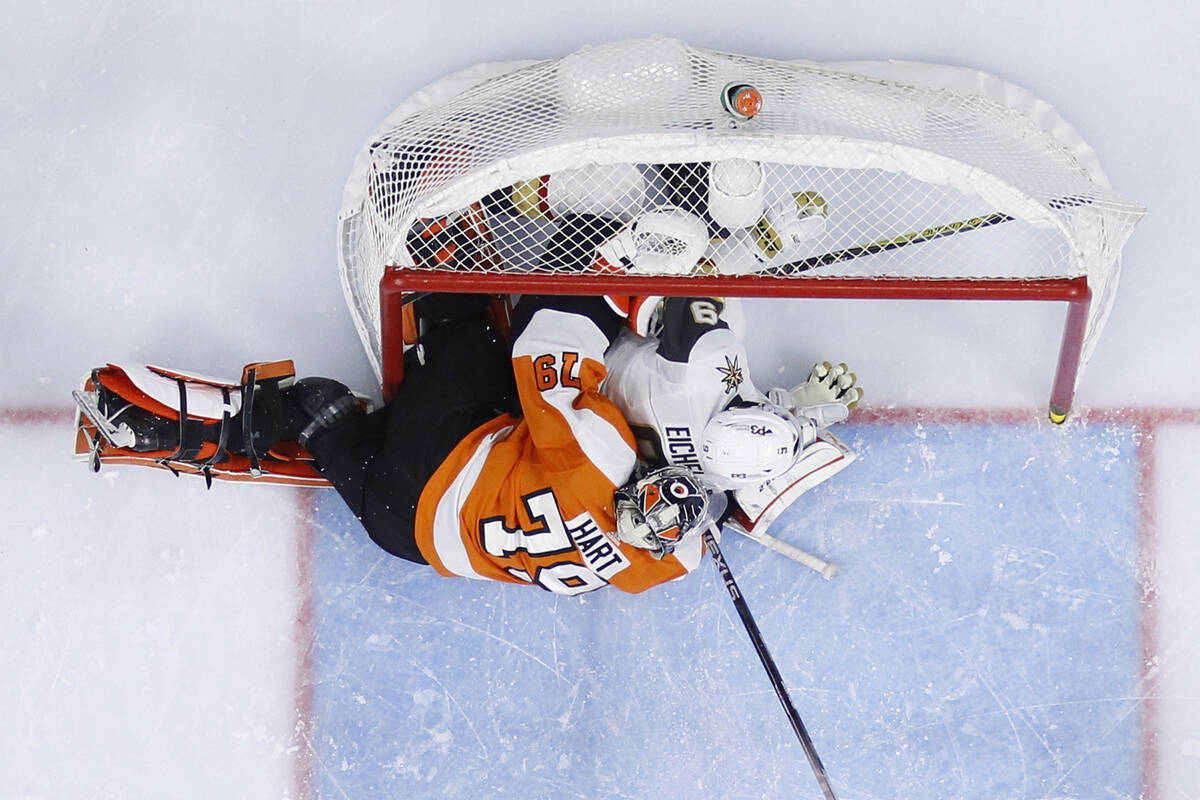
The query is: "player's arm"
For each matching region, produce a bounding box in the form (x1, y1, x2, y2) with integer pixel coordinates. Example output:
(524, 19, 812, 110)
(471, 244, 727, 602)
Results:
(508, 295, 636, 487)
(657, 296, 763, 404)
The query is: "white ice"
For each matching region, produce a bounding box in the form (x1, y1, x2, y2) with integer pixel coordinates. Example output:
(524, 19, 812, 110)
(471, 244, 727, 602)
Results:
(2, 2, 1197, 798)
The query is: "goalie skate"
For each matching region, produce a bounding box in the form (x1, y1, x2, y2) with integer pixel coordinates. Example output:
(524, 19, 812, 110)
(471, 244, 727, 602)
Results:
(72, 361, 336, 487)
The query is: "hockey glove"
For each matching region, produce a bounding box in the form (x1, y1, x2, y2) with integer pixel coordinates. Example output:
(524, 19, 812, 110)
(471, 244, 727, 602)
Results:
(767, 361, 863, 428)
(753, 191, 829, 259)
(405, 206, 488, 269)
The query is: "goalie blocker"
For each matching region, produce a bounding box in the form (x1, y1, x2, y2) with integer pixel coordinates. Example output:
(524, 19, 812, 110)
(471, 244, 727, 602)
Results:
(728, 429, 854, 538)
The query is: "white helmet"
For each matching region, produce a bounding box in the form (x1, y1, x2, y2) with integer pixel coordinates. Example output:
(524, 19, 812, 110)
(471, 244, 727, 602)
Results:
(708, 159, 766, 230)
(700, 402, 806, 486)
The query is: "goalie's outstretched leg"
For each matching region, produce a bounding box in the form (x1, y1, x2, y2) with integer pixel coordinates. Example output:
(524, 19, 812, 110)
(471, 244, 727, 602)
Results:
(72, 362, 365, 486)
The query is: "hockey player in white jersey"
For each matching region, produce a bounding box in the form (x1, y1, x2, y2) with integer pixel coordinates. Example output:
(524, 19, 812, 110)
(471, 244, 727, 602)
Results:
(602, 295, 763, 476)
(602, 292, 863, 544)
(521, 162, 862, 544)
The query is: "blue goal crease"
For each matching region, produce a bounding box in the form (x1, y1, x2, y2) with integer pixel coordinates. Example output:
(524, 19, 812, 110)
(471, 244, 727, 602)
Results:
(304, 419, 1144, 800)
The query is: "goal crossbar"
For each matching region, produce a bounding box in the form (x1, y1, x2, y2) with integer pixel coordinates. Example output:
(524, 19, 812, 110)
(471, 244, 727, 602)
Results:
(380, 267, 1090, 422)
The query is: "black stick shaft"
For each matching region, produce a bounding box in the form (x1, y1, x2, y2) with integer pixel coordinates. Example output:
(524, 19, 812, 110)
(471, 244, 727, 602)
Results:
(704, 528, 838, 800)
(763, 194, 1089, 277)
(764, 212, 1013, 276)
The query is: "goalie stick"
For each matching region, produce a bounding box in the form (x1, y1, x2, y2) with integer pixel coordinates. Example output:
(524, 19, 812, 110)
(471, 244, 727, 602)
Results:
(704, 524, 839, 800)
(762, 195, 1090, 277)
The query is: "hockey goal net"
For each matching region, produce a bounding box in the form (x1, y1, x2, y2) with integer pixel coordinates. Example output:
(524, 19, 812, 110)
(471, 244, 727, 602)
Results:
(337, 37, 1144, 420)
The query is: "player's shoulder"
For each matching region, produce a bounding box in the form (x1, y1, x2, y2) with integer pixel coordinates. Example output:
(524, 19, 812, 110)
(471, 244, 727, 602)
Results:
(510, 295, 626, 348)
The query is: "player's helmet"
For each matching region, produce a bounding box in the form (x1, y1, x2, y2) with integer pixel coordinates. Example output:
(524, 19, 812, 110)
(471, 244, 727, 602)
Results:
(615, 465, 711, 559)
(700, 402, 804, 486)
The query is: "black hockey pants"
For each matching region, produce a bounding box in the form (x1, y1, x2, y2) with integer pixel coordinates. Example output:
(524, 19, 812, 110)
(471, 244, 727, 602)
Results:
(306, 319, 516, 564)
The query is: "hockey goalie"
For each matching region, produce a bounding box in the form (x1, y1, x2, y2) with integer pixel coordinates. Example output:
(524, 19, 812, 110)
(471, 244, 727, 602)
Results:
(74, 162, 861, 594)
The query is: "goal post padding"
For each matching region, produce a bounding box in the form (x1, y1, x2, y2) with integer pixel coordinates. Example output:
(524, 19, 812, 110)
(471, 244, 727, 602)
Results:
(337, 37, 1143, 417)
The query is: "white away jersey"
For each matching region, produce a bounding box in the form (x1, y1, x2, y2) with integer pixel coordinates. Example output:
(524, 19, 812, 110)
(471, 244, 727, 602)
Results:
(602, 297, 763, 485)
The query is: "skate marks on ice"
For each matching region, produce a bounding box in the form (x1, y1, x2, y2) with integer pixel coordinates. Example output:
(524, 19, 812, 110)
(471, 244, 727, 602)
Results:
(300, 412, 1163, 800)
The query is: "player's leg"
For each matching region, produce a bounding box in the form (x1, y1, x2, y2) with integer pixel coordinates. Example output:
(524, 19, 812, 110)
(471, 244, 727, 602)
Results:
(305, 303, 516, 563)
(76, 361, 317, 467)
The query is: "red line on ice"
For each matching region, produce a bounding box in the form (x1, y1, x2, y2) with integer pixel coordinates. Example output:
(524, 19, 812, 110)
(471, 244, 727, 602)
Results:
(292, 487, 319, 800)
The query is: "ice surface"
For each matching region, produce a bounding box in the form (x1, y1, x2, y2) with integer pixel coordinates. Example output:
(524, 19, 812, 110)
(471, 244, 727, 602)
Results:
(307, 419, 1144, 799)
(3, 1, 1198, 799)
(0, 421, 303, 799)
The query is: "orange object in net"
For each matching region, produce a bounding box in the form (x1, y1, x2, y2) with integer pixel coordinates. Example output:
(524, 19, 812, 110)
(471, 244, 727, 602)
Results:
(733, 86, 762, 118)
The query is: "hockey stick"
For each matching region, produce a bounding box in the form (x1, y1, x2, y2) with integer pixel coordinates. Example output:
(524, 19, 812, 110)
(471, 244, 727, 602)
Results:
(704, 524, 839, 800)
(762, 195, 1089, 277)
(727, 520, 838, 580)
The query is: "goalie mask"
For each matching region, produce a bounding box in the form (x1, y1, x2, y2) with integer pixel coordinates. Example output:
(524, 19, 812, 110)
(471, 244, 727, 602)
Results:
(700, 402, 808, 486)
(615, 466, 711, 559)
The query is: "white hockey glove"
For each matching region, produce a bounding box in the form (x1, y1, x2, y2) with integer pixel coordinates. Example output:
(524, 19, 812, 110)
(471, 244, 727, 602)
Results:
(753, 191, 829, 259)
(767, 361, 863, 428)
(594, 207, 708, 275)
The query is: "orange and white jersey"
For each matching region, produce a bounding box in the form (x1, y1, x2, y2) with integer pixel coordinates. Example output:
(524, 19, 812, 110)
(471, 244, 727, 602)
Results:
(414, 303, 706, 595)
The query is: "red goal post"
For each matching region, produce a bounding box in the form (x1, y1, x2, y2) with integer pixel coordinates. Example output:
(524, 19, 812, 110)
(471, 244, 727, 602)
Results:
(338, 38, 1143, 421)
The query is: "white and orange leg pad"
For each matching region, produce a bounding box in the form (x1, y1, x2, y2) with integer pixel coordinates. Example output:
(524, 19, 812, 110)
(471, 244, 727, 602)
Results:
(72, 361, 330, 487)
(725, 428, 856, 579)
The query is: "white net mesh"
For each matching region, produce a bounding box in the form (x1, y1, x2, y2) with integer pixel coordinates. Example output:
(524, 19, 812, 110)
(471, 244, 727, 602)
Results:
(338, 37, 1144, 382)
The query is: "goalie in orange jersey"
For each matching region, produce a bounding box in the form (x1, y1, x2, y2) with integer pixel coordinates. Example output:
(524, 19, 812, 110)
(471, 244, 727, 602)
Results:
(75, 293, 721, 595)
(306, 292, 719, 593)
(75, 165, 860, 595)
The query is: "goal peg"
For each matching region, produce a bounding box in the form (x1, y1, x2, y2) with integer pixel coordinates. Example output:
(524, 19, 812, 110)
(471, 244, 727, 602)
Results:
(722, 82, 762, 120)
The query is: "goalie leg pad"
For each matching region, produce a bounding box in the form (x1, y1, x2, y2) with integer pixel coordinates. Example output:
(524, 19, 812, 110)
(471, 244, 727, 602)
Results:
(79, 364, 257, 458)
(502, 164, 648, 222)
(72, 361, 335, 487)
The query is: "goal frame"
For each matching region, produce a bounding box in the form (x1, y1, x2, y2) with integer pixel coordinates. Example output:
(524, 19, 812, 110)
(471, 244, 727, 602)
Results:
(340, 39, 1143, 423)
(379, 268, 1090, 422)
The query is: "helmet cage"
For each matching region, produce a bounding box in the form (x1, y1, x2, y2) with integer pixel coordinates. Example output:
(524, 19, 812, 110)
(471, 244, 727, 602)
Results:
(615, 465, 711, 559)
